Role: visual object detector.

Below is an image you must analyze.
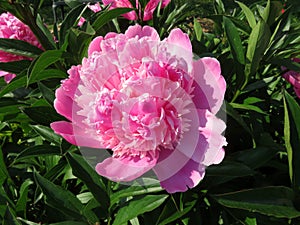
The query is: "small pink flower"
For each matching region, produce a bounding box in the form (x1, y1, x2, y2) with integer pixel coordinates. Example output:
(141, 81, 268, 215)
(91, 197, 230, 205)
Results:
(51, 25, 227, 193)
(78, 3, 102, 26)
(0, 12, 42, 83)
(282, 58, 300, 98)
(102, 0, 171, 21)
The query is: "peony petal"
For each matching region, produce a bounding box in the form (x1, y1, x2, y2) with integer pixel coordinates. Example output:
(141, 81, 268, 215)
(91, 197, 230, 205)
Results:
(51, 121, 101, 148)
(192, 58, 226, 114)
(197, 110, 227, 166)
(103, 0, 137, 20)
(154, 149, 205, 193)
(125, 25, 159, 40)
(143, 0, 160, 21)
(96, 152, 158, 182)
(283, 71, 300, 89)
(88, 36, 103, 56)
(166, 28, 192, 52)
(50, 121, 77, 145)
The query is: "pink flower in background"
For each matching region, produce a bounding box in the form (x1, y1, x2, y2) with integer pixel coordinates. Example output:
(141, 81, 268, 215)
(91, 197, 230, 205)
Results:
(78, 3, 102, 26)
(0, 12, 42, 83)
(51, 25, 227, 193)
(102, 0, 171, 21)
(282, 58, 300, 98)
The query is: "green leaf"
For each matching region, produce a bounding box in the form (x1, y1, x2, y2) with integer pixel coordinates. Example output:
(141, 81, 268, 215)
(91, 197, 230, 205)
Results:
(16, 179, 34, 217)
(212, 186, 300, 219)
(92, 8, 134, 32)
(30, 125, 61, 145)
(245, 19, 271, 78)
(261, 0, 270, 23)
(38, 82, 55, 105)
(15, 145, 61, 162)
(224, 101, 252, 136)
(284, 94, 293, 183)
(230, 102, 267, 115)
(206, 160, 254, 177)
(0, 38, 43, 58)
(30, 69, 67, 83)
(284, 90, 300, 191)
(157, 199, 197, 225)
(0, 69, 66, 98)
(223, 16, 245, 65)
(49, 222, 88, 225)
(112, 195, 168, 225)
(236, 1, 256, 29)
(0, 60, 31, 74)
(27, 50, 64, 84)
(232, 146, 279, 169)
(3, 206, 22, 225)
(23, 106, 65, 126)
(111, 182, 164, 206)
(66, 153, 109, 209)
(34, 172, 86, 221)
(193, 18, 203, 42)
(60, 4, 87, 46)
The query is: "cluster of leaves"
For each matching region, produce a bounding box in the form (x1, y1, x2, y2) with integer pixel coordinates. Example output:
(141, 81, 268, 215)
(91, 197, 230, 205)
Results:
(0, 0, 299, 224)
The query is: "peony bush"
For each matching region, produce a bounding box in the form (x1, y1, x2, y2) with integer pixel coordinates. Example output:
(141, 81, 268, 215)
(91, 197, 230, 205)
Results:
(0, 0, 299, 224)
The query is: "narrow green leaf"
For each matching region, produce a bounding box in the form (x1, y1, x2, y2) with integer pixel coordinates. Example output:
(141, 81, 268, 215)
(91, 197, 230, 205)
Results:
(60, 4, 87, 46)
(0, 60, 31, 74)
(223, 16, 245, 65)
(284, 91, 300, 191)
(27, 50, 63, 84)
(283, 95, 293, 182)
(92, 8, 134, 32)
(0, 69, 66, 98)
(236, 1, 256, 29)
(34, 172, 86, 221)
(66, 153, 109, 209)
(49, 222, 88, 225)
(193, 18, 203, 42)
(0, 38, 43, 58)
(3, 206, 22, 225)
(261, 0, 271, 23)
(30, 125, 61, 145)
(224, 101, 253, 136)
(30, 69, 67, 83)
(38, 82, 55, 105)
(230, 102, 267, 115)
(206, 160, 254, 177)
(157, 200, 197, 225)
(212, 186, 300, 219)
(16, 179, 34, 217)
(245, 19, 271, 77)
(23, 106, 65, 126)
(111, 183, 163, 206)
(15, 145, 61, 162)
(112, 195, 168, 225)
(232, 146, 279, 169)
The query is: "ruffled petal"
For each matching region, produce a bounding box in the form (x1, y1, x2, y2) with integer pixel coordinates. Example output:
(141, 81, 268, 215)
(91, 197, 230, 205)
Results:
(192, 58, 226, 114)
(196, 110, 227, 166)
(88, 36, 103, 56)
(96, 152, 158, 182)
(125, 25, 159, 40)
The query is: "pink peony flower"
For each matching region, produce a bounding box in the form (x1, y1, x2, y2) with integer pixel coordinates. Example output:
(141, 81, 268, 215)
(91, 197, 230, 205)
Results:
(0, 12, 42, 83)
(102, 0, 171, 21)
(51, 25, 227, 193)
(282, 58, 300, 98)
(78, 3, 102, 26)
